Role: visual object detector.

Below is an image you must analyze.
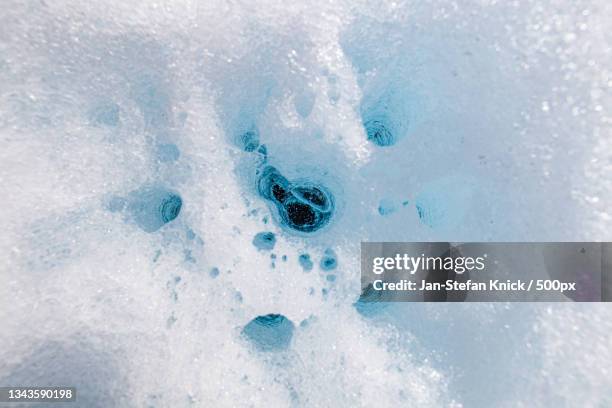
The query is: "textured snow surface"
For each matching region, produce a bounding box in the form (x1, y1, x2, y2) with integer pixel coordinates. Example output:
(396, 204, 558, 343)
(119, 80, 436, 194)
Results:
(0, 0, 611, 406)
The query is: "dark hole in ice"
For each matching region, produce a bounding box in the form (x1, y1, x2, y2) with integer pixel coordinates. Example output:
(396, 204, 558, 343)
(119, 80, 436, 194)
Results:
(291, 185, 331, 212)
(364, 119, 395, 147)
(257, 166, 290, 204)
(279, 199, 332, 233)
(257, 166, 334, 233)
(272, 183, 289, 203)
(285, 201, 316, 228)
(242, 314, 294, 352)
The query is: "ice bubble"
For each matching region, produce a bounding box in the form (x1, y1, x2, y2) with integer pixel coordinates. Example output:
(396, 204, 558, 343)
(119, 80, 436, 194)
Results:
(242, 314, 295, 352)
(127, 185, 183, 232)
(252, 231, 276, 251)
(298, 253, 314, 271)
(209, 267, 220, 278)
(319, 248, 338, 271)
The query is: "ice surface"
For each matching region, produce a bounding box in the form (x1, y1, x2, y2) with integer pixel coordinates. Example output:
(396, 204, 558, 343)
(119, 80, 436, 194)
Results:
(0, 0, 611, 407)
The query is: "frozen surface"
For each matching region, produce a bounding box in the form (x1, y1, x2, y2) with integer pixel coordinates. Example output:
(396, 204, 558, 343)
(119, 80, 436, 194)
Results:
(0, 0, 611, 406)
